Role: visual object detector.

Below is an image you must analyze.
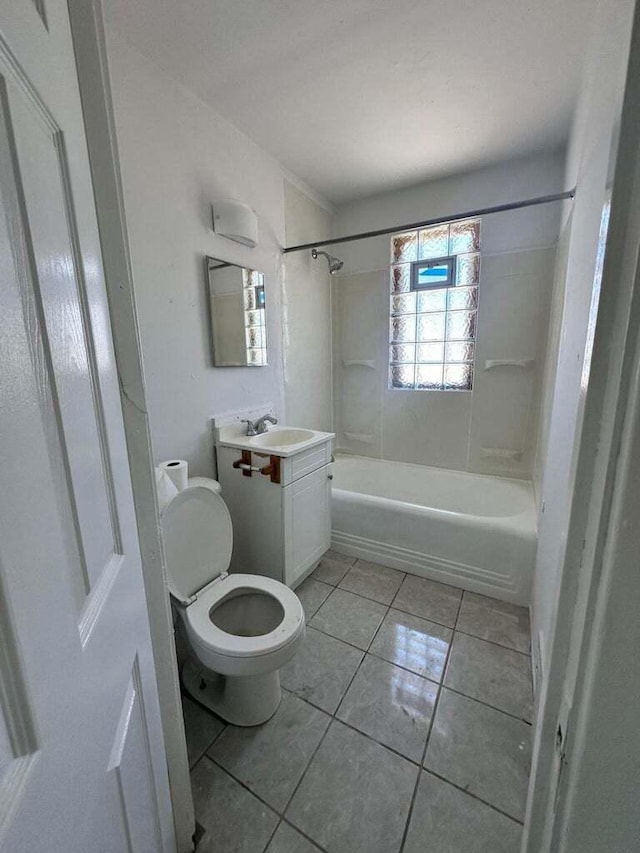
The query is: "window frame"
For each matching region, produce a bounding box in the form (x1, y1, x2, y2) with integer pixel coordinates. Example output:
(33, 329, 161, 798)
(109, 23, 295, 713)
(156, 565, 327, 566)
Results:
(410, 255, 457, 291)
(388, 217, 481, 393)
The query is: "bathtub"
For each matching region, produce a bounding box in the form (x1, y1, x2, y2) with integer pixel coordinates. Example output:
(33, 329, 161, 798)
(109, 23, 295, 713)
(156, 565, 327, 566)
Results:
(331, 454, 536, 605)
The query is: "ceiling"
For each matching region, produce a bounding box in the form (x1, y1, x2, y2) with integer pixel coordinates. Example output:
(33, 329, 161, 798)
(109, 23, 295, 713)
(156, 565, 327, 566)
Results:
(103, 0, 595, 205)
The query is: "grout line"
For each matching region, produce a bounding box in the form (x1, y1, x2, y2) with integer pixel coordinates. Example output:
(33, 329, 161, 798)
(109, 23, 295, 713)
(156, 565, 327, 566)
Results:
(388, 590, 461, 632)
(453, 626, 532, 657)
(318, 563, 531, 656)
(316, 580, 398, 613)
(327, 715, 425, 767)
(201, 701, 525, 853)
(278, 817, 327, 852)
(307, 595, 456, 658)
(203, 754, 280, 817)
(261, 817, 281, 853)
(360, 647, 443, 688)
(399, 586, 464, 853)
(181, 690, 228, 769)
(204, 748, 329, 853)
(190, 723, 227, 770)
(273, 593, 396, 825)
(268, 579, 420, 849)
(422, 768, 525, 827)
(190, 568, 533, 851)
(202, 720, 228, 756)
(335, 581, 406, 608)
(301, 589, 334, 621)
(438, 684, 533, 725)
(306, 621, 377, 653)
(333, 569, 531, 655)
(267, 712, 337, 850)
(261, 815, 282, 853)
(269, 583, 417, 851)
(331, 571, 402, 717)
(304, 605, 532, 721)
(304, 576, 335, 590)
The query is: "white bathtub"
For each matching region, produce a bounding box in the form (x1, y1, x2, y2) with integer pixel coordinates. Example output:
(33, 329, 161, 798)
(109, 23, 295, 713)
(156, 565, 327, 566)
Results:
(331, 454, 536, 605)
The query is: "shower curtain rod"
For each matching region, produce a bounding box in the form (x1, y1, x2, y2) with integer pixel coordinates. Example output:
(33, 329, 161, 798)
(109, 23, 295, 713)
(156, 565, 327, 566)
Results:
(282, 188, 575, 254)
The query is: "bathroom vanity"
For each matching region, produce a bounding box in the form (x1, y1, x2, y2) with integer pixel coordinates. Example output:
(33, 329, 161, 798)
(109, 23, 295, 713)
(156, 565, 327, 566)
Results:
(215, 422, 335, 588)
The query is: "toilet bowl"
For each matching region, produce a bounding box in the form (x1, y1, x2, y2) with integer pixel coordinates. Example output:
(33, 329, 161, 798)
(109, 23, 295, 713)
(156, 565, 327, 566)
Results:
(161, 478, 305, 725)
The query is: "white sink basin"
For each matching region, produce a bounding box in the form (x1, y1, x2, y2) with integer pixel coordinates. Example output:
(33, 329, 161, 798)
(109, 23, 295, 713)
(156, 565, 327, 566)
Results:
(251, 428, 315, 448)
(216, 423, 335, 457)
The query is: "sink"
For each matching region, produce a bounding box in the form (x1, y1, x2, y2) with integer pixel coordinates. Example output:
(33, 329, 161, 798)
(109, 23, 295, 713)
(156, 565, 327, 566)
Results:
(216, 422, 335, 458)
(251, 428, 315, 448)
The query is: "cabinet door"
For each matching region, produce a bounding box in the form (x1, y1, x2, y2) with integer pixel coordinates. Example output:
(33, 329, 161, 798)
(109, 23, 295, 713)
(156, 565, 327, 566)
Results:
(217, 445, 284, 580)
(284, 465, 332, 587)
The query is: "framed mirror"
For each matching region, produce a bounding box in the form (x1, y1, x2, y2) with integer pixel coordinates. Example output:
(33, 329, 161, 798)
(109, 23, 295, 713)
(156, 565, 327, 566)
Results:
(206, 256, 267, 366)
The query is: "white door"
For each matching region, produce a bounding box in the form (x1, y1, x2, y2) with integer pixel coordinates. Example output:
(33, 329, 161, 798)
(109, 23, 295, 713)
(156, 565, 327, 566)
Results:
(0, 2, 175, 852)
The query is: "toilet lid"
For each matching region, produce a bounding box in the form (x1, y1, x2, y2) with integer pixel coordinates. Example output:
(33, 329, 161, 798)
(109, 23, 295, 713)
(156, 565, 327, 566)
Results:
(160, 484, 233, 602)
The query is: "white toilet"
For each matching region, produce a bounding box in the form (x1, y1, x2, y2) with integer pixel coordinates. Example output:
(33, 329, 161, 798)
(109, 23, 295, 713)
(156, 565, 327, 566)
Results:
(161, 477, 305, 726)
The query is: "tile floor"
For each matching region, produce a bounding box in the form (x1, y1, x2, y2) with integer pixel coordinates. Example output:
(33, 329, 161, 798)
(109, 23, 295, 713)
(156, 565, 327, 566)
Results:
(185, 551, 533, 853)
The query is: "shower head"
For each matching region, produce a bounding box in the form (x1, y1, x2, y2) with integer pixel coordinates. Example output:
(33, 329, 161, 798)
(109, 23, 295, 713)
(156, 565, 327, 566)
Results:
(311, 248, 344, 275)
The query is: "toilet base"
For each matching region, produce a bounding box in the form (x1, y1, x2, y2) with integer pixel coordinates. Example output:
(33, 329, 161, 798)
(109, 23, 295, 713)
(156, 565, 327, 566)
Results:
(182, 659, 282, 726)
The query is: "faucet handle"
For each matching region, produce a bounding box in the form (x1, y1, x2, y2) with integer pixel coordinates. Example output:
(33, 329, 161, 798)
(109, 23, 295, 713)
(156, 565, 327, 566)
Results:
(241, 419, 257, 436)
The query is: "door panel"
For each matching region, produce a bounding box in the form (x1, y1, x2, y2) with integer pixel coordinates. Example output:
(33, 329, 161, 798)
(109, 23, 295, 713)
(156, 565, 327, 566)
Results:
(7, 73, 118, 604)
(0, 2, 174, 850)
(285, 466, 332, 586)
(0, 570, 38, 838)
(108, 660, 164, 853)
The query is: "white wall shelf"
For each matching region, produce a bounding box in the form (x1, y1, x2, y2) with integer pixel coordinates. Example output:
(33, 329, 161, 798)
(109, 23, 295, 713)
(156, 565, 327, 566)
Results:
(480, 447, 523, 460)
(343, 432, 374, 443)
(342, 359, 376, 369)
(483, 358, 535, 371)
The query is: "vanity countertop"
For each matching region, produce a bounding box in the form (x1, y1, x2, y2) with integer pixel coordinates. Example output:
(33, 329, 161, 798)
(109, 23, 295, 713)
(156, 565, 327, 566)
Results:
(216, 424, 335, 458)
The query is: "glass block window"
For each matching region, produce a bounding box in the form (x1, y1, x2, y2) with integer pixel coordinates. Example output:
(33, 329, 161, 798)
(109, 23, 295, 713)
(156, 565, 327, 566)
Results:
(389, 218, 480, 391)
(243, 269, 267, 365)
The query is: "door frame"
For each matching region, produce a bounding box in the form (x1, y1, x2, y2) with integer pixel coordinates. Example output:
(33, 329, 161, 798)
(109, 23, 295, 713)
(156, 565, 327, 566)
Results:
(64, 1, 640, 850)
(524, 2, 640, 849)
(65, 2, 194, 851)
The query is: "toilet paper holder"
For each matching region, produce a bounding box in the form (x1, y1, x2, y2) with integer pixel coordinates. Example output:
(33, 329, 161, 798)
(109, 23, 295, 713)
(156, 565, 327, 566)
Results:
(232, 450, 281, 484)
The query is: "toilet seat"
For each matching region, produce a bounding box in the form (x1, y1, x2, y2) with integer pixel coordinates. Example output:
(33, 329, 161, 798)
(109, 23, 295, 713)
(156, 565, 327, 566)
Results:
(186, 573, 304, 659)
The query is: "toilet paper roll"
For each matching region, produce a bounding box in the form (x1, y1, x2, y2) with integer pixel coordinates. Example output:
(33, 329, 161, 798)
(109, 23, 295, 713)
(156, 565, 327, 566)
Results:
(159, 459, 188, 492)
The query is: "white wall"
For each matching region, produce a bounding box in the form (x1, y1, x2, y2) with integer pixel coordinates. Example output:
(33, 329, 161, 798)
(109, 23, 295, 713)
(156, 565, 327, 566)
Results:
(282, 183, 333, 432)
(104, 29, 324, 477)
(530, 0, 635, 680)
(533, 214, 572, 501)
(332, 153, 564, 478)
(334, 152, 565, 275)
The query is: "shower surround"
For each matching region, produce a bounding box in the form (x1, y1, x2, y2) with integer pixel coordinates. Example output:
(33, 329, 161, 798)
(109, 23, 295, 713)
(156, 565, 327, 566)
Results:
(331, 152, 563, 482)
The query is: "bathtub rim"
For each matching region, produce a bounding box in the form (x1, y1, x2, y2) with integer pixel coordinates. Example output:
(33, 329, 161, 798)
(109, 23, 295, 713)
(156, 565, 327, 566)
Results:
(333, 450, 536, 489)
(331, 452, 536, 528)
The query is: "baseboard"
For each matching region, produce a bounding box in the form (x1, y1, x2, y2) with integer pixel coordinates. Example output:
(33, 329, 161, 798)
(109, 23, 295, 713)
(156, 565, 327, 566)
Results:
(331, 529, 528, 605)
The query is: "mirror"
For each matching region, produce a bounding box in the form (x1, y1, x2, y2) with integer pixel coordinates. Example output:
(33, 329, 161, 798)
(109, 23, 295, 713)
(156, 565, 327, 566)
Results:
(206, 256, 267, 366)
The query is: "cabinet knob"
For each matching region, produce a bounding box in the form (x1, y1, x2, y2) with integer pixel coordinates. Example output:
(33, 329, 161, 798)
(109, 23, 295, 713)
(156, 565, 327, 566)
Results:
(328, 474, 334, 480)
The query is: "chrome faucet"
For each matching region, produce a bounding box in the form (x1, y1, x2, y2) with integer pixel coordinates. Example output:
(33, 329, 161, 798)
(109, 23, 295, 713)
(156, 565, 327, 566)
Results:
(242, 414, 278, 436)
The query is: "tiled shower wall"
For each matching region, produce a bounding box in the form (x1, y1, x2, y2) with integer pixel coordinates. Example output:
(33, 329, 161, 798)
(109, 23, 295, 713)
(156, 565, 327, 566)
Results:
(332, 245, 556, 479)
(331, 153, 564, 480)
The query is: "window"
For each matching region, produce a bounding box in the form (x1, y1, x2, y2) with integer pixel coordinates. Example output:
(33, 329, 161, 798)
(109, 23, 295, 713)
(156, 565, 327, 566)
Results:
(411, 257, 456, 290)
(389, 218, 481, 391)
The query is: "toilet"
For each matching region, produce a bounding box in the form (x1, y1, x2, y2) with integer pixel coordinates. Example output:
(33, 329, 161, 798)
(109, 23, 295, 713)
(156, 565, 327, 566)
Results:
(161, 477, 305, 726)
